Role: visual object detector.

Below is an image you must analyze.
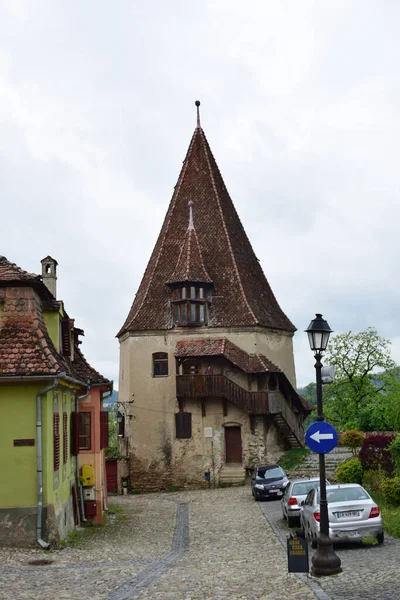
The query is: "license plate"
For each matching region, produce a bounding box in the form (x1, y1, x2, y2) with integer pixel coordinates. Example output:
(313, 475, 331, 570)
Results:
(268, 489, 278, 493)
(336, 511, 360, 518)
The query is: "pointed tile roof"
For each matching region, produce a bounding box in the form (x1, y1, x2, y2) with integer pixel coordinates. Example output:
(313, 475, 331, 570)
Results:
(168, 202, 212, 285)
(119, 122, 295, 336)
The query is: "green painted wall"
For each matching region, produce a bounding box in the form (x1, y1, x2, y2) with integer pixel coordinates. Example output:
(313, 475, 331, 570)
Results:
(0, 385, 41, 507)
(42, 386, 77, 507)
(0, 382, 78, 510)
(43, 311, 60, 352)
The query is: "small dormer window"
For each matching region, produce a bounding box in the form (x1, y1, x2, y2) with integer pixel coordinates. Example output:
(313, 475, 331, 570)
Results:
(171, 285, 207, 326)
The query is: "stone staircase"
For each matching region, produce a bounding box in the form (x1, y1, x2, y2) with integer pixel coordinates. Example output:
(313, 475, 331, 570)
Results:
(286, 446, 353, 481)
(219, 464, 246, 485)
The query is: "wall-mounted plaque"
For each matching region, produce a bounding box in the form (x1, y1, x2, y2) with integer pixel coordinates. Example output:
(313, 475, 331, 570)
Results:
(14, 439, 35, 447)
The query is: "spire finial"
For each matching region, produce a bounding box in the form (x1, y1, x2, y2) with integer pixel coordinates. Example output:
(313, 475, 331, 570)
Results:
(188, 200, 194, 230)
(195, 100, 201, 128)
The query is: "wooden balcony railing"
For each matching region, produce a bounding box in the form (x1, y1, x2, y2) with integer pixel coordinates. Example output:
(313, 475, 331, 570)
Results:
(176, 374, 304, 446)
(176, 374, 268, 413)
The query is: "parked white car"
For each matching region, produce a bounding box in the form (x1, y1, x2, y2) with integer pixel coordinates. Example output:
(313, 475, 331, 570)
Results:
(300, 483, 384, 547)
(281, 477, 327, 527)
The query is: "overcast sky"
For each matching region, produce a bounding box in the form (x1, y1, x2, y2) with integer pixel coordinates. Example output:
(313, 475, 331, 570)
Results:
(2, 1, 400, 389)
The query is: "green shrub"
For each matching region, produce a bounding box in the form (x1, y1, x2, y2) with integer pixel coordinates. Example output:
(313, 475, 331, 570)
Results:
(381, 477, 400, 506)
(388, 436, 400, 475)
(363, 468, 386, 491)
(336, 457, 363, 484)
(340, 430, 365, 455)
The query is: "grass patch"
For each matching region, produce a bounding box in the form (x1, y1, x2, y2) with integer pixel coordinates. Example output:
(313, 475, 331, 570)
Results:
(278, 448, 310, 471)
(367, 489, 400, 539)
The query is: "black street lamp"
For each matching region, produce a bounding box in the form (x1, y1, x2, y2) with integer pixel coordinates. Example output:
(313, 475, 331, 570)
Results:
(305, 314, 342, 577)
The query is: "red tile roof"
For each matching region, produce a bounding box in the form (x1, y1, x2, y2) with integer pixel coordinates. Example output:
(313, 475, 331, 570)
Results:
(0, 256, 40, 283)
(0, 258, 110, 386)
(72, 344, 110, 385)
(168, 221, 212, 285)
(0, 286, 70, 376)
(118, 126, 295, 336)
(174, 337, 280, 374)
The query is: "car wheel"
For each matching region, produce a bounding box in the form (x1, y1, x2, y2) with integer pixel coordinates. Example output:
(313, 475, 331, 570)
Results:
(287, 516, 296, 528)
(377, 531, 384, 545)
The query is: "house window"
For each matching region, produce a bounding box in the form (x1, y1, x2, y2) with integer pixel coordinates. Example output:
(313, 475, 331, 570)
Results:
(153, 352, 168, 377)
(53, 413, 60, 471)
(175, 412, 192, 438)
(79, 412, 91, 450)
(171, 285, 207, 326)
(63, 412, 68, 464)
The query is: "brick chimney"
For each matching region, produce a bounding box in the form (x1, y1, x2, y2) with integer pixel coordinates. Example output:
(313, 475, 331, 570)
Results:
(40, 256, 58, 298)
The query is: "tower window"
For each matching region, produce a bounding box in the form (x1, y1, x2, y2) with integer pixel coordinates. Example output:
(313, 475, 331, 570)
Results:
(171, 285, 207, 326)
(153, 352, 168, 377)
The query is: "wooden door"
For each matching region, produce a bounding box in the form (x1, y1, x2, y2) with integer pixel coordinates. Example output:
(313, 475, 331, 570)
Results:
(106, 459, 118, 493)
(225, 427, 242, 463)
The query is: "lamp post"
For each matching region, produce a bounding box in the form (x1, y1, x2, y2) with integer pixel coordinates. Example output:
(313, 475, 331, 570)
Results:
(305, 314, 342, 577)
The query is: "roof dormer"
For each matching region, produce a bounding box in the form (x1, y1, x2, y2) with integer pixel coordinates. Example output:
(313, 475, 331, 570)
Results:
(167, 201, 212, 327)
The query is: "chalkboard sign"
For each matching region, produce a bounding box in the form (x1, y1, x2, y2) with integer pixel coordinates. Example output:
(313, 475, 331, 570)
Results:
(287, 535, 309, 573)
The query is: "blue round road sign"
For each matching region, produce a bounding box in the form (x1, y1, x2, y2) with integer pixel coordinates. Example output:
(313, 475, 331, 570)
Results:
(305, 421, 338, 454)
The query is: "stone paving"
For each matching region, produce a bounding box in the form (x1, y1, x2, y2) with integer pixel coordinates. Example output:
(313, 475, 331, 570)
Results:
(0, 487, 315, 600)
(260, 495, 400, 600)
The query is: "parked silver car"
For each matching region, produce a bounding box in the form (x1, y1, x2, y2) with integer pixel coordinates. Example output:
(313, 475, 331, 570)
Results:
(281, 477, 326, 527)
(300, 483, 384, 547)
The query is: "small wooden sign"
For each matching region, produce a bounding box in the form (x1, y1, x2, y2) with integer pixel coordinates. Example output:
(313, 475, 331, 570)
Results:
(13, 439, 35, 447)
(287, 535, 309, 573)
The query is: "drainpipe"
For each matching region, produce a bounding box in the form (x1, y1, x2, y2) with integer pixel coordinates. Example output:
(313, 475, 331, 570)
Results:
(36, 377, 62, 549)
(101, 384, 113, 511)
(76, 385, 91, 522)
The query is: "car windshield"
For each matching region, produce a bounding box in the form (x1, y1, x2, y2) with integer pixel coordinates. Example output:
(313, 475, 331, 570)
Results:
(319, 487, 370, 503)
(256, 467, 283, 479)
(292, 481, 320, 496)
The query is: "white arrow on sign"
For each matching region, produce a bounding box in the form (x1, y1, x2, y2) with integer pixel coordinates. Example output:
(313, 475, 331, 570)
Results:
(310, 431, 334, 443)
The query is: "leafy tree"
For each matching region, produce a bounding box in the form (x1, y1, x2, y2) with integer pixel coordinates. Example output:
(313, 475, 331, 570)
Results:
(323, 327, 399, 430)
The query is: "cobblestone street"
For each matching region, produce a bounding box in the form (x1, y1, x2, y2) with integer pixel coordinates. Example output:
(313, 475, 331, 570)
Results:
(0, 487, 315, 600)
(2, 485, 399, 600)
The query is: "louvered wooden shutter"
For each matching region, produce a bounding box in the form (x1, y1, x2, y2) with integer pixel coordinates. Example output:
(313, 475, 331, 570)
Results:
(53, 413, 60, 471)
(175, 412, 192, 439)
(61, 319, 71, 357)
(63, 412, 68, 463)
(100, 411, 109, 449)
(70, 412, 80, 456)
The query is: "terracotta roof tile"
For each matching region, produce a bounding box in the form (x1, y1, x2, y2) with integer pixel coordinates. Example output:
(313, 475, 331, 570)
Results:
(174, 337, 280, 374)
(0, 256, 40, 283)
(118, 126, 295, 336)
(168, 225, 212, 284)
(0, 258, 110, 386)
(72, 344, 110, 386)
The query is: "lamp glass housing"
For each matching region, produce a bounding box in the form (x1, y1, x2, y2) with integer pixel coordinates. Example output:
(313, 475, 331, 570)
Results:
(305, 314, 333, 353)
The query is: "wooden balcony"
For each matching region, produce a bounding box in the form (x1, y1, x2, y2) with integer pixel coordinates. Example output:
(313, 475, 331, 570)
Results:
(176, 374, 304, 447)
(176, 374, 268, 413)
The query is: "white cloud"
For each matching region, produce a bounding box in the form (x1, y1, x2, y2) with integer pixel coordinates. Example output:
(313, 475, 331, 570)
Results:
(1, 1, 400, 388)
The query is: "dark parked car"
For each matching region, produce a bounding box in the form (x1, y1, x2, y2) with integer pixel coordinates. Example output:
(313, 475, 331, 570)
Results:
(251, 464, 289, 500)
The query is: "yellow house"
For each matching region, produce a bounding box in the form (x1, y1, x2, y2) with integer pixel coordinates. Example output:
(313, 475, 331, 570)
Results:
(0, 255, 112, 547)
